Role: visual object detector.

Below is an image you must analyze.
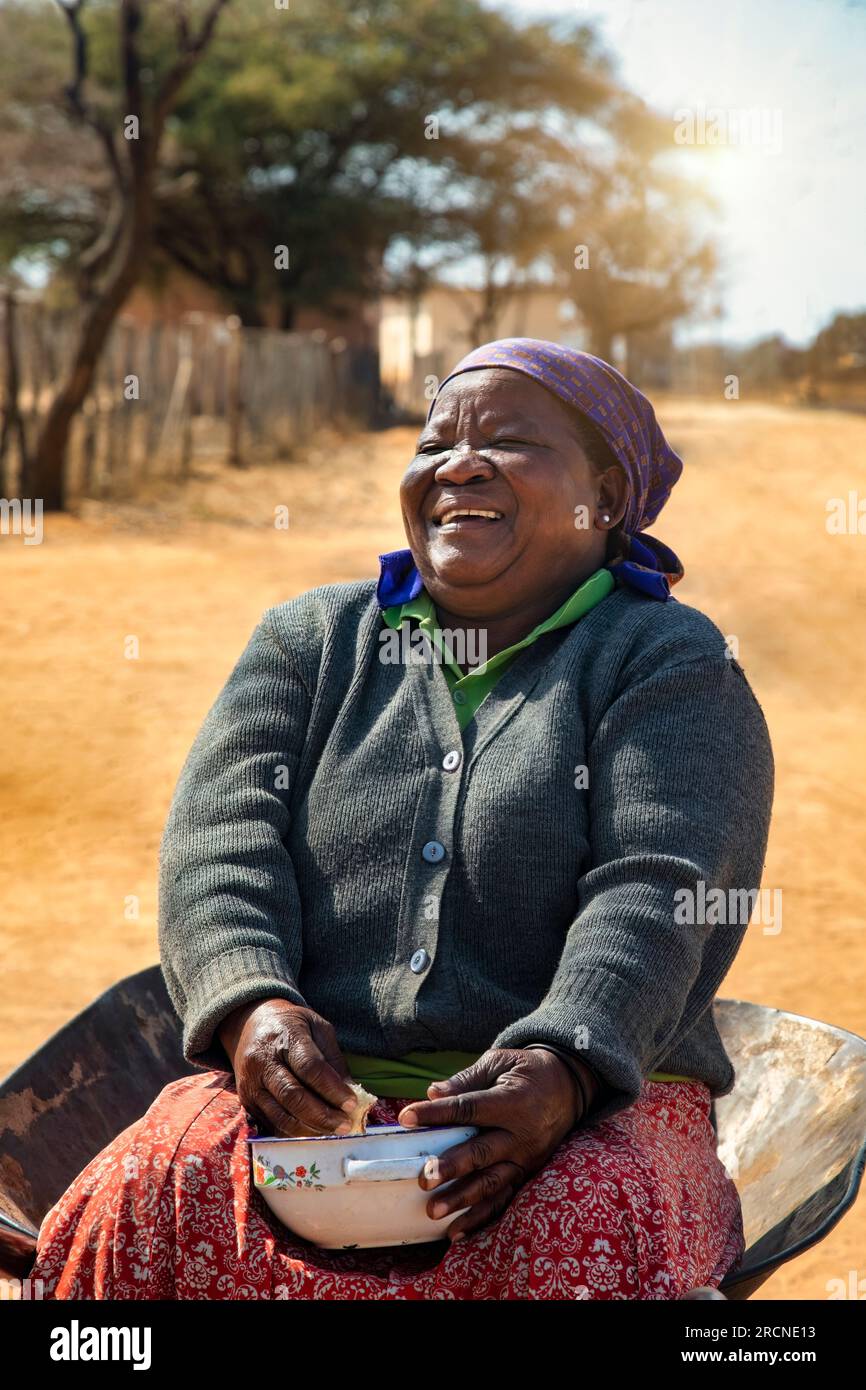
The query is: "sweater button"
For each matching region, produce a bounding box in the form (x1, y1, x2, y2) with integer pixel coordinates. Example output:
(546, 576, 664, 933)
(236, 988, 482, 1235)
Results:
(442, 749, 461, 772)
(453, 689, 467, 705)
(410, 948, 430, 974)
(421, 840, 446, 863)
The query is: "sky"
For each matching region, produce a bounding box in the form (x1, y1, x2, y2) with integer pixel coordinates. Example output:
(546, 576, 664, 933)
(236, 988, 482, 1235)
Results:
(490, 0, 866, 346)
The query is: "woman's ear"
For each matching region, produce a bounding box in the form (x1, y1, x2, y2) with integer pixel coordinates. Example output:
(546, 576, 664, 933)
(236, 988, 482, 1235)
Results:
(597, 465, 628, 528)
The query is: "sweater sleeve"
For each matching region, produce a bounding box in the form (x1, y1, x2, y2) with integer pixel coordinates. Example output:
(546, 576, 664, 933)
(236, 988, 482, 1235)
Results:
(491, 653, 774, 1118)
(158, 611, 312, 1068)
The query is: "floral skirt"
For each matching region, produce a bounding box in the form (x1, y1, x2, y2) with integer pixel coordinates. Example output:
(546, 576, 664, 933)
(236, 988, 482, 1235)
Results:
(34, 1070, 744, 1300)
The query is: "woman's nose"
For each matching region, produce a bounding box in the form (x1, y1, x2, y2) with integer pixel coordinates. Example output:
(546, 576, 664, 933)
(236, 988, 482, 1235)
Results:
(434, 446, 495, 485)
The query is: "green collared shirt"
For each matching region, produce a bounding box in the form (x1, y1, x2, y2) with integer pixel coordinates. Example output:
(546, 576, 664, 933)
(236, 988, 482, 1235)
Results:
(382, 566, 616, 731)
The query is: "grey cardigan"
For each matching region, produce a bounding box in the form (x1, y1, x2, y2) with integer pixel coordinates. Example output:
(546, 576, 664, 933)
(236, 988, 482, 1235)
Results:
(159, 579, 774, 1121)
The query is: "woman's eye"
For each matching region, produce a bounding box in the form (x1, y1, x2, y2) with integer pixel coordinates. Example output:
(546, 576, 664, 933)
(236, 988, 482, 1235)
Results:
(417, 442, 447, 454)
(492, 437, 532, 448)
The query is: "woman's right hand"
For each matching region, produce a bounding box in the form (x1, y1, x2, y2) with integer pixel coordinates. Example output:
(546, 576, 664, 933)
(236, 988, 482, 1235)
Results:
(218, 997, 359, 1137)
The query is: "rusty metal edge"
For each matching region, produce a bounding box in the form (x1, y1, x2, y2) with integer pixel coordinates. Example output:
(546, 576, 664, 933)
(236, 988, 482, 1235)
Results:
(721, 1142, 866, 1291)
(715, 997, 866, 1291)
(0, 965, 169, 1092)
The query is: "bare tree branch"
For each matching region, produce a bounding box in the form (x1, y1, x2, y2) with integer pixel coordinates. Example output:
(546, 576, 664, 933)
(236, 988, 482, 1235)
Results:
(55, 0, 127, 195)
(172, 0, 192, 50)
(119, 0, 149, 187)
(154, 0, 231, 134)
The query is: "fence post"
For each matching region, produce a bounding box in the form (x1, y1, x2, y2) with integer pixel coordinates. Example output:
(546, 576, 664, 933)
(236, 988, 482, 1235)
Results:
(101, 326, 119, 488)
(144, 322, 163, 466)
(181, 311, 204, 477)
(0, 286, 30, 495)
(159, 320, 195, 477)
(81, 395, 99, 496)
(115, 318, 135, 488)
(226, 315, 245, 468)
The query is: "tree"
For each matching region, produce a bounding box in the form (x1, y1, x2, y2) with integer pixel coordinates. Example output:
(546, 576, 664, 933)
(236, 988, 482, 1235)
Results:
(149, 1, 616, 329)
(737, 334, 807, 388)
(559, 98, 718, 363)
(0, 3, 104, 281)
(374, 15, 616, 344)
(423, 125, 600, 348)
(25, 0, 231, 509)
(0, 1, 721, 501)
(809, 312, 866, 376)
(0, 0, 617, 331)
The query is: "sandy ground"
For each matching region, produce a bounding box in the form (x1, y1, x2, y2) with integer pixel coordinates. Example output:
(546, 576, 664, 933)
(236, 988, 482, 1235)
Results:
(1, 400, 865, 1300)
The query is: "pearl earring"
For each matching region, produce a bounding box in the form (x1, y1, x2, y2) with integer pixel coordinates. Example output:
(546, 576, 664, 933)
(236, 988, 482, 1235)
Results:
(602, 514, 611, 523)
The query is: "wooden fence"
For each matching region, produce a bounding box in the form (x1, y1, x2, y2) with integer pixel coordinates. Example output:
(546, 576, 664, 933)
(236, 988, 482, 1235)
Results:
(0, 295, 380, 500)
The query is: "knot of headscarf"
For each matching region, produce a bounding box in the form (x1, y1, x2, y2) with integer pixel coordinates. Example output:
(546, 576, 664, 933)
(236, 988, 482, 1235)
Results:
(378, 336, 684, 607)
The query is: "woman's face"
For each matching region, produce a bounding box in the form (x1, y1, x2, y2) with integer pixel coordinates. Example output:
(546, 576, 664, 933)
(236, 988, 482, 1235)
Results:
(400, 367, 626, 618)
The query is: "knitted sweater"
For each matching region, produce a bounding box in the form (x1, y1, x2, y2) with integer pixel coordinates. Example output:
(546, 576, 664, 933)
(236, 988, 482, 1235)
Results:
(158, 579, 774, 1122)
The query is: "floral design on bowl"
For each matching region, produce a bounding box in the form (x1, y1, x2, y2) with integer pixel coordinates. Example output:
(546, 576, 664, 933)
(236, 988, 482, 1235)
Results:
(253, 1154, 325, 1191)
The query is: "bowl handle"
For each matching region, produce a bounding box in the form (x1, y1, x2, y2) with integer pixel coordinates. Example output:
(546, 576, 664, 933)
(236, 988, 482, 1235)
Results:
(343, 1155, 427, 1183)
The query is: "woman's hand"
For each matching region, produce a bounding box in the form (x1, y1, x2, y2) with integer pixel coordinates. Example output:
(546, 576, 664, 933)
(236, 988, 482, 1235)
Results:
(219, 997, 358, 1138)
(398, 1048, 591, 1242)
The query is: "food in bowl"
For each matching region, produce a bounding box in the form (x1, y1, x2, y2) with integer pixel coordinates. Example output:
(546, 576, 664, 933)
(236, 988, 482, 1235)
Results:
(343, 1081, 377, 1135)
(249, 1122, 478, 1248)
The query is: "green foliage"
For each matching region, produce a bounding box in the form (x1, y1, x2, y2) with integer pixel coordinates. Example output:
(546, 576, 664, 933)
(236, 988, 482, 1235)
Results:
(0, 0, 715, 340)
(809, 312, 866, 375)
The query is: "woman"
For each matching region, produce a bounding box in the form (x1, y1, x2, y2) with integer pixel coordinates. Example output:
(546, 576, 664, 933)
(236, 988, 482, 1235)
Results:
(34, 338, 773, 1300)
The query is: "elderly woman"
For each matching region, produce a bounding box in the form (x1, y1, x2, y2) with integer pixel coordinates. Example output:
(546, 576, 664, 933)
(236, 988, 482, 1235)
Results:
(35, 338, 773, 1301)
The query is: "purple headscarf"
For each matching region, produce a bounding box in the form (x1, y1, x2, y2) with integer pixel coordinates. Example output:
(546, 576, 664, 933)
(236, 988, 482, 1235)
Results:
(378, 337, 684, 607)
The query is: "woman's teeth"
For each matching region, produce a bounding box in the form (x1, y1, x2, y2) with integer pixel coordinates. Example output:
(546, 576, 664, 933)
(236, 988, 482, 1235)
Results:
(438, 509, 504, 527)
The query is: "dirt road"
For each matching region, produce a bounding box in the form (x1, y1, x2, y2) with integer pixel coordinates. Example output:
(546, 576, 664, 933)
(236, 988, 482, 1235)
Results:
(2, 402, 864, 1299)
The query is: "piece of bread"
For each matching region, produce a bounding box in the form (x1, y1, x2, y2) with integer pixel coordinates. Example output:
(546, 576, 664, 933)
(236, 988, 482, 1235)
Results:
(345, 1081, 378, 1135)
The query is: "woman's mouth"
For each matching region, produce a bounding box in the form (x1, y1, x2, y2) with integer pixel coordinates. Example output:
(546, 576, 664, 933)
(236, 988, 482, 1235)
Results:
(435, 508, 505, 532)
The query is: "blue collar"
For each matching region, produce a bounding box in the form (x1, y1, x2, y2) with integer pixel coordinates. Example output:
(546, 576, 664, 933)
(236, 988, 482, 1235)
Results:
(376, 540, 675, 609)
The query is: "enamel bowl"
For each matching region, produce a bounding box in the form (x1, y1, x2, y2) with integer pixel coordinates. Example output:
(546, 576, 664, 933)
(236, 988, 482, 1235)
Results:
(249, 1122, 477, 1248)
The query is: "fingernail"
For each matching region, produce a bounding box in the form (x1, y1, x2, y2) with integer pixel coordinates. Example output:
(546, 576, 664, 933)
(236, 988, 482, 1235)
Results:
(428, 1081, 451, 1093)
(400, 1109, 418, 1126)
(342, 1099, 357, 1113)
(451, 1230, 465, 1243)
(335, 1121, 352, 1135)
(431, 1201, 448, 1218)
(423, 1158, 441, 1183)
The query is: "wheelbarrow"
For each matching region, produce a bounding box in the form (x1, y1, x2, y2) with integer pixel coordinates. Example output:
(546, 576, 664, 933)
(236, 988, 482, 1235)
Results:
(1, 966, 864, 1299)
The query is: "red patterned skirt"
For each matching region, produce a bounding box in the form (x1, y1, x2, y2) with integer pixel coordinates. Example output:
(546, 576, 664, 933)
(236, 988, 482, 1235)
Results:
(34, 1071, 743, 1300)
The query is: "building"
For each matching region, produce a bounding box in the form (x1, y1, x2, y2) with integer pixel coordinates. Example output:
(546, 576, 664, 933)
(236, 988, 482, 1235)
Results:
(379, 284, 593, 414)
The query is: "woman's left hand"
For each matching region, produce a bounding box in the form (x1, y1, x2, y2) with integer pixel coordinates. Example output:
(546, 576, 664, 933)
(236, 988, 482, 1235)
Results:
(398, 1048, 590, 1242)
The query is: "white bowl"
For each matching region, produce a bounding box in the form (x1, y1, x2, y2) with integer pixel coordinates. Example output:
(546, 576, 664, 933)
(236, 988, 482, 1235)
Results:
(249, 1122, 477, 1248)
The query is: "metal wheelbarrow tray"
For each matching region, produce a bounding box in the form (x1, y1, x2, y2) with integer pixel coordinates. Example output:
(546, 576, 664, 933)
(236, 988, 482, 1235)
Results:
(1, 968, 865, 1299)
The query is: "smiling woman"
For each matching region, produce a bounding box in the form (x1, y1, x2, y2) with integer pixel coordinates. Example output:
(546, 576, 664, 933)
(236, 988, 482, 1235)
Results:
(406, 373, 617, 634)
(33, 338, 773, 1302)
(403, 367, 630, 656)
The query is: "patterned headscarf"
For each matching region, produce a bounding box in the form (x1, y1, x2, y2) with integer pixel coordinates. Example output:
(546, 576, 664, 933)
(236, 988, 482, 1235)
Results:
(378, 336, 684, 607)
